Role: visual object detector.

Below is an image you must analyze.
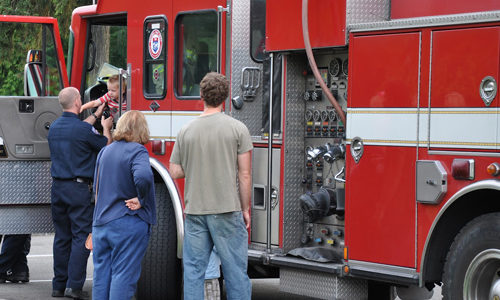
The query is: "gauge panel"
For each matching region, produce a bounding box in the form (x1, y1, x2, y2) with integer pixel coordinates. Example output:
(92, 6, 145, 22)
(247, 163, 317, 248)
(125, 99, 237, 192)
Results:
(305, 110, 313, 122)
(312, 110, 321, 122)
(329, 58, 341, 77)
(321, 110, 329, 122)
(342, 59, 348, 76)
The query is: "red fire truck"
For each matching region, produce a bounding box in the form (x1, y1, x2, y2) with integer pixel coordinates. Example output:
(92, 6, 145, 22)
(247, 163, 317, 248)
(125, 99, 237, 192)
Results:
(1, 0, 499, 299)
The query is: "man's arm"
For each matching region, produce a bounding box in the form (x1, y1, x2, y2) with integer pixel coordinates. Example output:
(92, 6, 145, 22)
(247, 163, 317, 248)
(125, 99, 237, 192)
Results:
(237, 150, 252, 229)
(100, 115, 113, 145)
(84, 102, 105, 125)
(84, 103, 113, 145)
(169, 162, 185, 179)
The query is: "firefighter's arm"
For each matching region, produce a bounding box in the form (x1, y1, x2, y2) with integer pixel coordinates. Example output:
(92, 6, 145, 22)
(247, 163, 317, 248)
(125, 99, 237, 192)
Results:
(84, 103, 113, 145)
(101, 115, 113, 145)
(169, 162, 185, 179)
(237, 150, 252, 229)
(83, 103, 106, 125)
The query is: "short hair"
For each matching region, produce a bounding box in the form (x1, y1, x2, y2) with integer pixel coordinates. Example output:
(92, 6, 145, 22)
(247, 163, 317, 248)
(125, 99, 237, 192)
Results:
(200, 72, 228, 107)
(108, 74, 127, 92)
(113, 110, 150, 144)
(58, 87, 79, 110)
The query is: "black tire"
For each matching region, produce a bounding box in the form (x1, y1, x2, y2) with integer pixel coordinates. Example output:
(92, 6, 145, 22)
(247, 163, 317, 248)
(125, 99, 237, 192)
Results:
(136, 183, 182, 299)
(368, 281, 393, 300)
(442, 212, 500, 300)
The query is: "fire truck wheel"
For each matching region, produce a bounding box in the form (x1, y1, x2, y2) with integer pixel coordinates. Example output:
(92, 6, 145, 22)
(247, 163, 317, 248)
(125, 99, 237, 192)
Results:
(442, 212, 500, 300)
(136, 183, 182, 300)
(367, 281, 393, 299)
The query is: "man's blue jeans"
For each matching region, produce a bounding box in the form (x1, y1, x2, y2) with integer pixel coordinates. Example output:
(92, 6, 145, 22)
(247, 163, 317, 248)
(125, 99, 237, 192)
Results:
(183, 212, 251, 300)
(205, 247, 221, 280)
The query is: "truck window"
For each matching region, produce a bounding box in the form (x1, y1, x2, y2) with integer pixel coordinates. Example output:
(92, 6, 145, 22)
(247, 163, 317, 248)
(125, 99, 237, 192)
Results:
(174, 11, 217, 98)
(143, 16, 167, 100)
(0, 22, 62, 96)
(250, 0, 266, 62)
(83, 21, 127, 102)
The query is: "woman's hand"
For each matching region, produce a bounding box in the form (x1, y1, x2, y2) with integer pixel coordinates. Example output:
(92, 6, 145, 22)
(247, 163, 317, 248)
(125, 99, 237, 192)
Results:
(125, 197, 141, 210)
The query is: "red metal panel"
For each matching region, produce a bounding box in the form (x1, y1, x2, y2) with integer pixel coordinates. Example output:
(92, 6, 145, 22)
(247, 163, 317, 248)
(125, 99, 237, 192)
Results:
(0, 15, 58, 24)
(346, 31, 421, 267)
(72, 0, 226, 113)
(71, 1, 172, 112)
(171, 0, 226, 112)
(349, 32, 420, 108)
(416, 149, 500, 271)
(391, 0, 500, 19)
(69, 6, 96, 89)
(266, 0, 346, 51)
(346, 145, 416, 267)
(430, 27, 500, 108)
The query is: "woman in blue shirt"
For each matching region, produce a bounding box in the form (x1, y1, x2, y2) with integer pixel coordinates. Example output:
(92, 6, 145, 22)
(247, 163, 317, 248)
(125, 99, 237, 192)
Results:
(92, 110, 156, 300)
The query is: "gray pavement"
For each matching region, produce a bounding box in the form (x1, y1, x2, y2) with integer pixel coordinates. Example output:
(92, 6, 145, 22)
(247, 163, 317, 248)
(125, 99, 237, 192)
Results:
(0, 234, 441, 300)
(0, 234, 313, 300)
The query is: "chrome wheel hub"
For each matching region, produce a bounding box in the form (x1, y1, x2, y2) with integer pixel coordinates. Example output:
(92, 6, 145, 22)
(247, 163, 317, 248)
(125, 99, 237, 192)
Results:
(463, 249, 500, 300)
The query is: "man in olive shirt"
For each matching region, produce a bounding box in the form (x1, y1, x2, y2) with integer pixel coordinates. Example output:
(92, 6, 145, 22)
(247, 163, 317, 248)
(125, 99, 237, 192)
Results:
(170, 72, 252, 300)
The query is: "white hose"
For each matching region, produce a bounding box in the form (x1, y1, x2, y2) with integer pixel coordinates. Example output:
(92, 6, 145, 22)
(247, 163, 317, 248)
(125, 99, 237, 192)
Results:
(301, 0, 346, 125)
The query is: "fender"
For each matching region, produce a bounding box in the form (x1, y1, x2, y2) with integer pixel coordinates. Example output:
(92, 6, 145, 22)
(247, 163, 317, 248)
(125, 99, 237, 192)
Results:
(419, 179, 500, 285)
(150, 157, 184, 258)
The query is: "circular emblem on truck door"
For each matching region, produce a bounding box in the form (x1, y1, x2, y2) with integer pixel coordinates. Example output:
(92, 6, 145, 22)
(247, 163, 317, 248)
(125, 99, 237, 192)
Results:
(148, 29, 163, 60)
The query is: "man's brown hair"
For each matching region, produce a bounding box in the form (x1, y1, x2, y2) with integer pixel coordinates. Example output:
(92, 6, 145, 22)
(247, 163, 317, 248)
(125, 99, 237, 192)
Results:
(200, 72, 229, 107)
(113, 110, 150, 144)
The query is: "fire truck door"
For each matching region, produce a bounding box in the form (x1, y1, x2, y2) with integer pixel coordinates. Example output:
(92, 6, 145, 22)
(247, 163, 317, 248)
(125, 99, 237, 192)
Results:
(347, 32, 420, 268)
(0, 17, 67, 234)
(428, 26, 499, 152)
(251, 148, 280, 245)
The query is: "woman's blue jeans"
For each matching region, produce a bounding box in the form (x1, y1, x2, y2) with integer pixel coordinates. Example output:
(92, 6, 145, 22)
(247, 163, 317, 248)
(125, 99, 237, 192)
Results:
(92, 215, 150, 300)
(183, 212, 251, 300)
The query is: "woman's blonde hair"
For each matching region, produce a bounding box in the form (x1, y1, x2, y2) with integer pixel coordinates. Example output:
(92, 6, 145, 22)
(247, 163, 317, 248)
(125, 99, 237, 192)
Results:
(113, 110, 150, 144)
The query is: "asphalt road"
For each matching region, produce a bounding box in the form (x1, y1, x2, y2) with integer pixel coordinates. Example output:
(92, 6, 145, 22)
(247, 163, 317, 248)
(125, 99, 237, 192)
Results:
(0, 234, 442, 300)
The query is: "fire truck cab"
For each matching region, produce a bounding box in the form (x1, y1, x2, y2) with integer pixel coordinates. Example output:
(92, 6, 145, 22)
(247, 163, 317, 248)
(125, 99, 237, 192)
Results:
(0, 0, 499, 299)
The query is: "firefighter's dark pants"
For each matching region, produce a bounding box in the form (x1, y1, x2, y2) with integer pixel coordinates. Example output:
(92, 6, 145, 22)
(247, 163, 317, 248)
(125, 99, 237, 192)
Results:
(51, 179, 93, 291)
(0, 234, 31, 275)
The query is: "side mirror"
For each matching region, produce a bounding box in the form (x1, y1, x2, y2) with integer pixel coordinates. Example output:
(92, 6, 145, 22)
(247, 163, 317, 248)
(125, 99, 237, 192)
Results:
(24, 50, 44, 97)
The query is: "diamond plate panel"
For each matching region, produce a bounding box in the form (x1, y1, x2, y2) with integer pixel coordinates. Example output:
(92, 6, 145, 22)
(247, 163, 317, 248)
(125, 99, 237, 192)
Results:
(346, 0, 391, 25)
(230, 0, 264, 136)
(349, 10, 500, 32)
(0, 161, 52, 205)
(280, 268, 368, 300)
(282, 54, 307, 252)
(0, 206, 54, 234)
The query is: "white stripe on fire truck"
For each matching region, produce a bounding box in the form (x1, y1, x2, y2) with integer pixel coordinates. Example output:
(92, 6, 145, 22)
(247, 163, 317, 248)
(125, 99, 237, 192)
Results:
(142, 111, 201, 140)
(347, 107, 499, 149)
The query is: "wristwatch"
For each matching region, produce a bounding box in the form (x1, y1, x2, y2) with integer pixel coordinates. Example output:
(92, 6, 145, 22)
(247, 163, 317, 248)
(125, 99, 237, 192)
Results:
(92, 112, 99, 119)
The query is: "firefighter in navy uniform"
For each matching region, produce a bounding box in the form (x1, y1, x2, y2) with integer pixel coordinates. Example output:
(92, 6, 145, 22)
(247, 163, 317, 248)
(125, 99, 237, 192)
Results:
(48, 87, 112, 299)
(0, 234, 31, 283)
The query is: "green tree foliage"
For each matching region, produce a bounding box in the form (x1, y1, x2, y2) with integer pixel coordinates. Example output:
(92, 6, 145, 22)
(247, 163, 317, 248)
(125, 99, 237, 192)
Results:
(0, 0, 91, 95)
